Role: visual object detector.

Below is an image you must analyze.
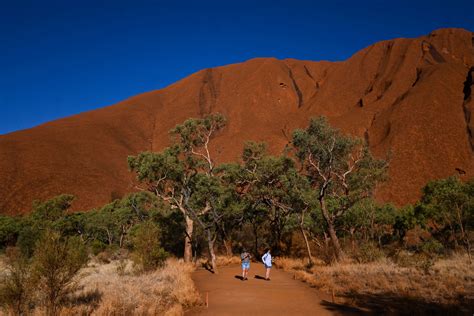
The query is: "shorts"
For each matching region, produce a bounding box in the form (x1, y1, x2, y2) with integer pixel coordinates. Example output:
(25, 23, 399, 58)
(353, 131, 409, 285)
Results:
(242, 262, 250, 270)
(264, 264, 272, 269)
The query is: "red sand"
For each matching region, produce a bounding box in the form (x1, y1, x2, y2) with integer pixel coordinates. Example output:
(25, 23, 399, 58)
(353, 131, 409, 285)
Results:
(1, 28, 473, 214)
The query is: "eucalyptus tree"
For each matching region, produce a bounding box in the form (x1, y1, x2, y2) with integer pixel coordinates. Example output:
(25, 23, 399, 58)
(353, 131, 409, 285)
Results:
(128, 113, 226, 270)
(292, 117, 387, 261)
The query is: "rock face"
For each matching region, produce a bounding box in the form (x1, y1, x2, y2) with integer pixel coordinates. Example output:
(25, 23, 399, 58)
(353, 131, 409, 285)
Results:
(1, 28, 473, 215)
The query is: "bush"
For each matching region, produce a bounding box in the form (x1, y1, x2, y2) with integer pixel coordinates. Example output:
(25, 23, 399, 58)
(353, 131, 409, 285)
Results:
(16, 224, 41, 258)
(0, 247, 34, 315)
(0, 216, 21, 250)
(89, 239, 107, 256)
(353, 242, 385, 263)
(393, 250, 434, 274)
(131, 221, 168, 271)
(31, 230, 88, 315)
(420, 239, 445, 256)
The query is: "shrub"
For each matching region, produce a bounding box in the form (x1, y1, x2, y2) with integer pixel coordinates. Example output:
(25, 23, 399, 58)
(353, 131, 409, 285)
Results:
(353, 242, 385, 263)
(420, 239, 445, 256)
(31, 230, 88, 316)
(16, 224, 41, 258)
(0, 247, 34, 315)
(0, 216, 21, 250)
(89, 239, 107, 256)
(131, 221, 168, 271)
(393, 250, 434, 274)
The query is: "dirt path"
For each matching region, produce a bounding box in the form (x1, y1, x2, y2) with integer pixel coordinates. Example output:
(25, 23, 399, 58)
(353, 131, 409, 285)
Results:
(186, 264, 357, 315)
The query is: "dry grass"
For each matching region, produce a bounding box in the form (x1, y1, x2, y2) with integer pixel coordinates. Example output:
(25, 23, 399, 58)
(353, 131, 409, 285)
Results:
(215, 256, 241, 266)
(0, 257, 201, 316)
(275, 254, 473, 313)
(61, 258, 201, 315)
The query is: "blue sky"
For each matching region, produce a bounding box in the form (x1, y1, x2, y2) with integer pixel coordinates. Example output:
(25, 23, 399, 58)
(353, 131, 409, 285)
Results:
(1, 0, 473, 135)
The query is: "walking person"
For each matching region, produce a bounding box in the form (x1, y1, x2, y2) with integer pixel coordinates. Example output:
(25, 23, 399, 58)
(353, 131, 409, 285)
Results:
(262, 248, 272, 281)
(240, 248, 251, 280)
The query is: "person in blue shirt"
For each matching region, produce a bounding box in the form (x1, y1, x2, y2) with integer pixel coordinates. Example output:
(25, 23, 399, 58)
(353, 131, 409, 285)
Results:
(262, 248, 272, 281)
(240, 248, 251, 280)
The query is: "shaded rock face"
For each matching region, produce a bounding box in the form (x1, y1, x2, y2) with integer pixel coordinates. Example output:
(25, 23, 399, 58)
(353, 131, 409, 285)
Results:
(1, 28, 473, 215)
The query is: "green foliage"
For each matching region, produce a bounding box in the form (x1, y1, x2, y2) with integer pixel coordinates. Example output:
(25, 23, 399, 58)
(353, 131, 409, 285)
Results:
(292, 117, 387, 206)
(170, 113, 226, 156)
(420, 239, 445, 256)
(31, 229, 88, 316)
(393, 205, 425, 241)
(219, 142, 313, 253)
(84, 192, 159, 248)
(342, 200, 397, 244)
(131, 221, 168, 271)
(419, 176, 473, 250)
(31, 194, 75, 223)
(16, 222, 41, 258)
(0, 216, 22, 250)
(89, 239, 107, 255)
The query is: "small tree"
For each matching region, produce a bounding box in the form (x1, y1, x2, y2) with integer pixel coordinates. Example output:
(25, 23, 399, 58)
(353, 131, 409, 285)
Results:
(17, 195, 76, 257)
(0, 247, 33, 315)
(31, 230, 88, 316)
(131, 221, 168, 271)
(292, 117, 387, 261)
(420, 176, 473, 262)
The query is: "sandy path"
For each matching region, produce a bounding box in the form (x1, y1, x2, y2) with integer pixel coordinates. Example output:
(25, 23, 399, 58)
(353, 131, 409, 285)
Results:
(186, 264, 348, 315)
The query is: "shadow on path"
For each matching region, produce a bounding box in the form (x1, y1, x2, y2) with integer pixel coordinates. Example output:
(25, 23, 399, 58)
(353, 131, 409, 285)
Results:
(320, 300, 366, 315)
(331, 292, 472, 315)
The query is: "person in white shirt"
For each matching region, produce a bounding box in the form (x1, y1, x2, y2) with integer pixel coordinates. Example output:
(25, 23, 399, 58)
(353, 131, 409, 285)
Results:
(262, 248, 272, 281)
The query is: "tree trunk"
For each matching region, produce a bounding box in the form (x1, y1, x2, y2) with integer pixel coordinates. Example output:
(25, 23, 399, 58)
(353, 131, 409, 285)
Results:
(119, 233, 124, 248)
(327, 220, 344, 262)
(206, 228, 218, 274)
(299, 209, 313, 265)
(349, 227, 355, 252)
(223, 238, 233, 257)
(320, 198, 344, 261)
(184, 214, 194, 263)
(301, 227, 313, 265)
(106, 229, 113, 246)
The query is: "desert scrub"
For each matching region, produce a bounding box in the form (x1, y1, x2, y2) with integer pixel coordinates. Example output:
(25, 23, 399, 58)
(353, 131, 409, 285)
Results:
(0, 248, 34, 315)
(352, 242, 385, 263)
(63, 258, 201, 315)
(130, 221, 168, 272)
(32, 230, 88, 316)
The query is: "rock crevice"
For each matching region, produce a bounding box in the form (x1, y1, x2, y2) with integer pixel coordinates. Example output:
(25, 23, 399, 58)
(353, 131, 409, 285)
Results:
(462, 67, 474, 151)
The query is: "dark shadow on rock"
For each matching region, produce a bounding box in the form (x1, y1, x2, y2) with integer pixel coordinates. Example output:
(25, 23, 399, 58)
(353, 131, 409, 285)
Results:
(254, 275, 267, 280)
(234, 275, 244, 280)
